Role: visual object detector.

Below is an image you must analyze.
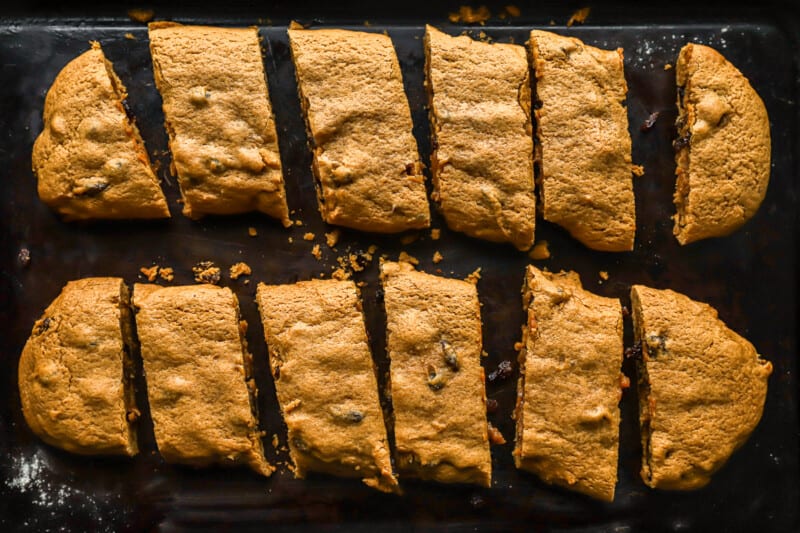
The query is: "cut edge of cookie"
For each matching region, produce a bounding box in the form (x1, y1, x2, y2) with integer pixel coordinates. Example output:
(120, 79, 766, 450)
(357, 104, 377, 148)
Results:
(117, 280, 140, 457)
(629, 285, 656, 488)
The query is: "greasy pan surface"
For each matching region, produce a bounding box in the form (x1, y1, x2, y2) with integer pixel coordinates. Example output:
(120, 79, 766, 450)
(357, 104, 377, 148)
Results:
(0, 6, 797, 532)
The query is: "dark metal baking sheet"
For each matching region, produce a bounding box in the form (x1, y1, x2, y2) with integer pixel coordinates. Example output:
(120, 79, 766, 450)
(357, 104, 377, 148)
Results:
(0, 4, 797, 531)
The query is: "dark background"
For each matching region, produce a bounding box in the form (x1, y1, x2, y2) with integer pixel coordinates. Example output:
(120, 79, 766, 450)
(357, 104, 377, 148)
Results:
(0, 2, 797, 531)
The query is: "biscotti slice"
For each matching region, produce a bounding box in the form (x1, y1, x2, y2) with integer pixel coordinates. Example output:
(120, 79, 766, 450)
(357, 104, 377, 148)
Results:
(673, 43, 771, 244)
(148, 23, 290, 224)
(18, 278, 138, 456)
(528, 30, 636, 252)
(631, 285, 772, 490)
(425, 26, 535, 251)
(32, 42, 169, 221)
(133, 283, 272, 476)
(255, 279, 398, 492)
(513, 266, 624, 501)
(381, 261, 491, 487)
(288, 27, 430, 233)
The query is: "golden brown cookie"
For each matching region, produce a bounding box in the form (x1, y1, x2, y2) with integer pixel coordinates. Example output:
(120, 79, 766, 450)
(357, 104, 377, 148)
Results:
(148, 23, 290, 224)
(32, 42, 169, 221)
(425, 26, 535, 251)
(255, 279, 398, 492)
(631, 284, 772, 489)
(528, 30, 636, 252)
(18, 278, 138, 456)
(514, 266, 624, 501)
(673, 43, 771, 244)
(288, 27, 430, 233)
(381, 261, 491, 487)
(133, 283, 272, 476)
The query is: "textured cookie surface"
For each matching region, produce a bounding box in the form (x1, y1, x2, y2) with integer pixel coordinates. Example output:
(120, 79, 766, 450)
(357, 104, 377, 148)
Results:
(425, 26, 535, 250)
(289, 28, 430, 233)
(631, 285, 772, 489)
(149, 23, 289, 223)
(32, 43, 169, 220)
(133, 283, 272, 476)
(529, 30, 635, 252)
(381, 261, 491, 487)
(18, 277, 138, 456)
(514, 266, 624, 501)
(673, 43, 771, 244)
(256, 279, 398, 492)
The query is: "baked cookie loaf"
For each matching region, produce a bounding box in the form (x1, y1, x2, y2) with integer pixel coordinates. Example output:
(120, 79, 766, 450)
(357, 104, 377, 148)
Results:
(528, 30, 636, 252)
(133, 283, 272, 476)
(255, 279, 398, 493)
(288, 27, 430, 233)
(513, 266, 624, 501)
(425, 26, 535, 251)
(149, 23, 290, 224)
(631, 285, 772, 490)
(673, 43, 771, 244)
(18, 278, 138, 456)
(381, 261, 491, 487)
(32, 42, 169, 221)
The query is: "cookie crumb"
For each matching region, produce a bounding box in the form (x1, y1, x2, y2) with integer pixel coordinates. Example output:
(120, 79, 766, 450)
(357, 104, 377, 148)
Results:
(332, 268, 350, 281)
(325, 229, 341, 248)
(124, 32, 136, 40)
(433, 251, 443, 264)
(529, 240, 550, 260)
(448, 5, 491, 24)
(295, 220, 303, 226)
(288, 237, 293, 244)
(159, 267, 174, 282)
(311, 244, 322, 260)
(140, 265, 159, 282)
(487, 422, 506, 445)
(248, 226, 258, 237)
(230, 262, 252, 280)
(664, 63, 673, 71)
(514, 341, 523, 351)
(465, 267, 482, 284)
(430, 228, 441, 240)
(192, 261, 221, 284)
(632, 165, 645, 177)
(272, 434, 279, 449)
(303, 232, 315, 241)
(398, 251, 419, 265)
(566, 6, 590, 26)
(599, 270, 609, 281)
(127, 8, 154, 23)
(17, 248, 31, 268)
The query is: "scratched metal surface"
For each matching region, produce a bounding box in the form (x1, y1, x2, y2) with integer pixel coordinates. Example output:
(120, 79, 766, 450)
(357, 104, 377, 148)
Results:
(0, 4, 797, 531)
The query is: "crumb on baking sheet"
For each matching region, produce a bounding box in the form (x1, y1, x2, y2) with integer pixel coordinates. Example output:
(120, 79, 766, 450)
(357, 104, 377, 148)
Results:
(567, 7, 590, 26)
(159, 267, 174, 282)
(140, 265, 159, 282)
(498, 4, 520, 18)
(529, 240, 550, 260)
(124, 33, 136, 40)
(332, 267, 350, 281)
(127, 8, 154, 23)
(487, 422, 506, 445)
(664, 63, 673, 70)
(632, 165, 645, 177)
(272, 434, 279, 449)
(433, 251, 443, 264)
(400, 233, 418, 245)
(295, 220, 303, 226)
(303, 232, 315, 241)
(641, 111, 660, 132)
(448, 5, 491, 24)
(230, 262, 252, 280)
(248, 226, 258, 237)
(430, 228, 441, 240)
(325, 229, 340, 248)
(288, 237, 293, 244)
(465, 267, 482, 284)
(311, 244, 322, 260)
(18, 248, 30, 268)
(192, 261, 221, 285)
(398, 251, 419, 265)
(514, 341, 523, 351)
(599, 270, 609, 281)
